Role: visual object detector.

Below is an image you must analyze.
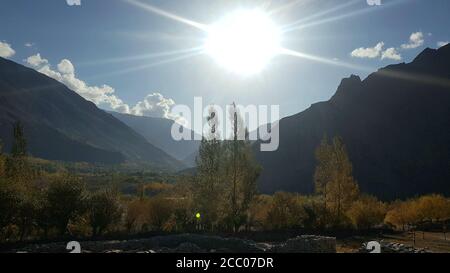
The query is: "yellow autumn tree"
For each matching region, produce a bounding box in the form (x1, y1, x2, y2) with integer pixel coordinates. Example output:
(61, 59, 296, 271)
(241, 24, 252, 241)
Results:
(347, 195, 387, 230)
(416, 194, 450, 223)
(384, 199, 419, 230)
(314, 136, 359, 226)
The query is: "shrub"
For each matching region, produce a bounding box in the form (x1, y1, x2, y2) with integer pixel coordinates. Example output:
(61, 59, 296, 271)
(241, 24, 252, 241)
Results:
(347, 195, 386, 230)
(146, 196, 174, 231)
(265, 192, 308, 230)
(0, 179, 20, 240)
(45, 176, 87, 235)
(87, 189, 122, 236)
(124, 198, 148, 233)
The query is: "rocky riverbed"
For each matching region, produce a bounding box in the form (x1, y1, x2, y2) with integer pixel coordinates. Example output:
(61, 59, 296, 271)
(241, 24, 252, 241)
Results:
(359, 240, 431, 253)
(9, 234, 337, 253)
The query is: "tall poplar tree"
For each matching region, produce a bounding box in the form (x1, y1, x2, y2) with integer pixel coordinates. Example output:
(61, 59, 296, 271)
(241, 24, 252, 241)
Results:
(314, 135, 359, 226)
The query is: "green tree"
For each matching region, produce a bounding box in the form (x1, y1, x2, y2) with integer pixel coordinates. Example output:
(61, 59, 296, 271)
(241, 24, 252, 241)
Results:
(193, 104, 261, 232)
(193, 107, 224, 230)
(11, 121, 27, 157)
(222, 103, 261, 232)
(15, 185, 40, 241)
(5, 122, 32, 182)
(314, 136, 359, 226)
(87, 189, 122, 237)
(45, 176, 86, 235)
(0, 179, 20, 240)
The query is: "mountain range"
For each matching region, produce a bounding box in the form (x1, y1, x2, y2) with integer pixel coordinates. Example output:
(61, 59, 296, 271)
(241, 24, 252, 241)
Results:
(0, 57, 181, 170)
(110, 112, 200, 167)
(254, 44, 450, 200)
(1, 44, 450, 200)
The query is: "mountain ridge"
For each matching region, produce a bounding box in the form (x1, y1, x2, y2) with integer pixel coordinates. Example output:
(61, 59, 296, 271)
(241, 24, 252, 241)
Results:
(0, 57, 182, 170)
(254, 44, 450, 200)
(110, 112, 200, 167)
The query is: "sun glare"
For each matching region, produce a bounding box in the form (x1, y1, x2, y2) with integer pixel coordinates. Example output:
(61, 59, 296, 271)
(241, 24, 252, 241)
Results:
(204, 9, 282, 75)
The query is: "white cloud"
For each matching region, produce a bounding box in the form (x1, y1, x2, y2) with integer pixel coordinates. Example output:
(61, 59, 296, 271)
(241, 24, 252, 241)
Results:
(381, 47, 402, 61)
(66, 0, 81, 6)
(130, 93, 176, 119)
(24, 42, 34, 48)
(26, 53, 130, 113)
(25, 53, 181, 122)
(25, 53, 48, 67)
(437, 41, 449, 48)
(0, 41, 16, 58)
(57, 59, 75, 75)
(401, 32, 424, 49)
(351, 42, 384, 59)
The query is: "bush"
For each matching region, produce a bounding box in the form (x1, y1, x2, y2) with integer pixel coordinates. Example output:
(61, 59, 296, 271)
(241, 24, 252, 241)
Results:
(385, 199, 418, 230)
(87, 189, 122, 236)
(124, 198, 148, 233)
(15, 187, 40, 240)
(0, 179, 20, 240)
(265, 192, 308, 230)
(247, 195, 273, 230)
(347, 195, 386, 230)
(146, 196, 174, 231)
(45, 176, 87, 235)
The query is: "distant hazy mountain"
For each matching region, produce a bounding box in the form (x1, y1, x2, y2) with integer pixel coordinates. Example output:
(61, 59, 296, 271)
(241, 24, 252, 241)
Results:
(111, 112, 200, 167)
(0, 57, 181, 170)
(254, 45, 450, 200)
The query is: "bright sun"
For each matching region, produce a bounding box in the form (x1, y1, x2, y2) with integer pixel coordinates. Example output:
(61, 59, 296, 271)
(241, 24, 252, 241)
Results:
(204, 9, 282, 75)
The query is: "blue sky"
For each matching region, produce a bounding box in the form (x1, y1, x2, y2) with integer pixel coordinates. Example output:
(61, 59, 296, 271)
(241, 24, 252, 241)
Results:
(0, 0, 449, 130)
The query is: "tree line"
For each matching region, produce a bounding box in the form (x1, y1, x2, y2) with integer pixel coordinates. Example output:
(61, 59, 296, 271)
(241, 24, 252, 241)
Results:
(1, 119, 450, 243)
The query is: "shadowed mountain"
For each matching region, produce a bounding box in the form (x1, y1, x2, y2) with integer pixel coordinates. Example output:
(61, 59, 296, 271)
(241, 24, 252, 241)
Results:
(111, 112, 201, 167)
(0, 57, 182, 169)
(254, 44, 450, 200)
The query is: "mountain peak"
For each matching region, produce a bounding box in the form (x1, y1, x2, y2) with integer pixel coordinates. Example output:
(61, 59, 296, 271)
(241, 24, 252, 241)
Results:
(330, 74, 362, 104)
(254, 44, 450, 200)
(342, 74, 361, 85)
(412, 47, 437, 65)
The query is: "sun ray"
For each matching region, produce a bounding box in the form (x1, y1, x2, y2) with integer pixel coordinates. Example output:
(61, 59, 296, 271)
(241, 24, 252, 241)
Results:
(268, 0, 312, 16)
(282, 0, 405, 33)
(280, 48, 374, 72)
(280, 0, 360, 31)
(77, 46, 203, 67)
(123, 0, 209, 32)
(85, 50, 203, 80)
(377, 69, 450, 88)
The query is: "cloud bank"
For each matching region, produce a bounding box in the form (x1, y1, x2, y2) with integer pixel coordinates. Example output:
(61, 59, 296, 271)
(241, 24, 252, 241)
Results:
(25, 53, 180, 121)
(351, 31, 429, 62)
(0, 41, 16, 58)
